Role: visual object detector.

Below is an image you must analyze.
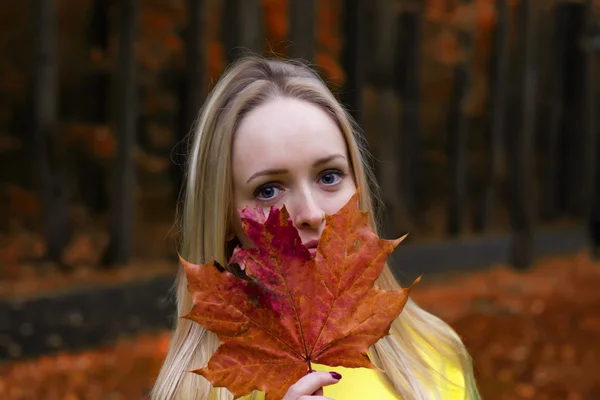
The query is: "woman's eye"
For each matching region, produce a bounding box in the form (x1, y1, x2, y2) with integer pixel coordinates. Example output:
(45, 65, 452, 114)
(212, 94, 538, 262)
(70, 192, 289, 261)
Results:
(255, 185, 281, 200)
(319, 170, 343, 186)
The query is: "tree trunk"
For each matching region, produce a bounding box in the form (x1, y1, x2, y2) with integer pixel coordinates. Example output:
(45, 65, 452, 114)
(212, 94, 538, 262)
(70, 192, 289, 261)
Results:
(395, 5, 423, 228)
(579, 0, 597, 217)
(33, 0, 71, 266)
(223, 0, 263, 63)
(583, 0, 600, 258)
(446, 0, 473, 237)
(288, 0, 316, 62)
(104, 0, 139, 266)
(474, 0, 509, 232)
(80, 0, 111, 215)
(562, 3, 590, 217)
(86, 0, 111, 123)
(508, 0, 537, 269)
(222, 0, 238, 64)
(172, 0, 205, 202)
(340, 0, 364, 128)
(371, 0, 402, 239)
(238, 0, 264, 56)
(541, 5, 568, 221)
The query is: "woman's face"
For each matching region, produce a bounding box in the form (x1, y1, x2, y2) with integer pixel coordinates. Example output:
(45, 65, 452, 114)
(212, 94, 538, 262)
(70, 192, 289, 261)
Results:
(231, 97, 357, 255)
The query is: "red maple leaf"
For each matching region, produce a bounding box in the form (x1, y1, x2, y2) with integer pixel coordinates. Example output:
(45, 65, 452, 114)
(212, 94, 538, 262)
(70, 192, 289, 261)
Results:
(181, 190, 419, 399)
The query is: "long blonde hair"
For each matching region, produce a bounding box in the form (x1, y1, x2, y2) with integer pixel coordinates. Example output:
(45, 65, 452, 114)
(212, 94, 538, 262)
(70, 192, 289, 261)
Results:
(152, 56, 480, 400)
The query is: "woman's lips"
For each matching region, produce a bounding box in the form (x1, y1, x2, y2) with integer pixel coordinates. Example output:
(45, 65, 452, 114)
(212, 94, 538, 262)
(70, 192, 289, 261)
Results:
(303, 240, 319, 256)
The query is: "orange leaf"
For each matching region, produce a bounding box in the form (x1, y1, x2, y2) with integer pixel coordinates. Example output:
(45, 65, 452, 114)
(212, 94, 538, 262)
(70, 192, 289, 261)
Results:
(182, 190, 418, 399)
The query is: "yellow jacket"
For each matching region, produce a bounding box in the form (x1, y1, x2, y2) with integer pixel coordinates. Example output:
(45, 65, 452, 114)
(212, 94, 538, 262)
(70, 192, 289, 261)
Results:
(238, 344, 466, 399)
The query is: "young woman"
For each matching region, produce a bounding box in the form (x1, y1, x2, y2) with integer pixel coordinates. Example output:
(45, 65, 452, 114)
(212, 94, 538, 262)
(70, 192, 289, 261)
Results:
(152, 56, 480, 400)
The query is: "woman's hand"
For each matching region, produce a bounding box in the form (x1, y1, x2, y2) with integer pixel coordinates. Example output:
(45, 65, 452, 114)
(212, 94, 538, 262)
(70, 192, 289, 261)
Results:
(282, 370, 342, 399)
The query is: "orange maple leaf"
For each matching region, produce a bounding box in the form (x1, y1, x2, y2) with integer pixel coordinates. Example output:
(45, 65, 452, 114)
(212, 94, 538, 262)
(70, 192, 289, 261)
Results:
(181, 190, 418, 399)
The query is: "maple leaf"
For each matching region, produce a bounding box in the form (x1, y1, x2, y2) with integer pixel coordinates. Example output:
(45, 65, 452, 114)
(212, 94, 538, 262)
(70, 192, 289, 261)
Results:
(181, 190, 419, 399)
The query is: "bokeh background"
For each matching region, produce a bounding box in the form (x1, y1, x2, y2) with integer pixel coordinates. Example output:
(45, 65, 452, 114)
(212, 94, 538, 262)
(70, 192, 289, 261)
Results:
(1, 0, 600, 399)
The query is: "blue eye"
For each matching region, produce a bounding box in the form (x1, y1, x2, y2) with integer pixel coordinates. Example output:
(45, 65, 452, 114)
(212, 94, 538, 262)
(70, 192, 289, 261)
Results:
(256, 185, 281, 200)
(320, 170, 343, 186)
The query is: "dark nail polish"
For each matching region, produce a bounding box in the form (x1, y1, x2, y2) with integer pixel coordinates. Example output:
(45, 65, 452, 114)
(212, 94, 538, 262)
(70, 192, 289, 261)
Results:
(329, 371, 342, 380)
(307, 369, 316, 374)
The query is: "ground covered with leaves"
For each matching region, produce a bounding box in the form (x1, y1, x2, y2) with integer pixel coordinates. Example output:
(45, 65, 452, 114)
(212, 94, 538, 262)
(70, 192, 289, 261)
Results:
(1, 251, 598, 400)
(413, 251, 600, 399)
(0, 333, 171, 400)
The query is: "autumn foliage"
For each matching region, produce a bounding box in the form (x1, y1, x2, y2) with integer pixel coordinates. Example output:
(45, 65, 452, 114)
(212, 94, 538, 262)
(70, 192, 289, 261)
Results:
(0, 0, 525, 136)
(181, 191, 418, 398)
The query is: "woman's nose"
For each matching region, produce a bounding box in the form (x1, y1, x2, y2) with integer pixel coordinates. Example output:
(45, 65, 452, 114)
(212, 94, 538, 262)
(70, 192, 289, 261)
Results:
(290, 190, 325, 230)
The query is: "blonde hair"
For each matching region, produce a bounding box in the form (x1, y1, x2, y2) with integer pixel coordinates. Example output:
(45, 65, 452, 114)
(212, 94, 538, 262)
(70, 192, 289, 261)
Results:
(152, 56, 480, 400)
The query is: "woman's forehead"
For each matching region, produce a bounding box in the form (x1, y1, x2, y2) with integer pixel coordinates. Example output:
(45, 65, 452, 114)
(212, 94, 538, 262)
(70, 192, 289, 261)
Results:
(231, 98, 349, 177)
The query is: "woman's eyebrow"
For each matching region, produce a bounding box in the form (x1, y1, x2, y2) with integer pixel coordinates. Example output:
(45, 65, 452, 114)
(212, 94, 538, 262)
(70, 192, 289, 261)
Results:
(313, 153, 346, 168)
(312, 153, 345, 167)
(246, 168, 288, 184)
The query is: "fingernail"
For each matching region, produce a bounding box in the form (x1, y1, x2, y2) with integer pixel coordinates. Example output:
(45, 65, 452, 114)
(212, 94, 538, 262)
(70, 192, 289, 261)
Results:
(307, 369, 315, 374)
(329, 371, 342, 380)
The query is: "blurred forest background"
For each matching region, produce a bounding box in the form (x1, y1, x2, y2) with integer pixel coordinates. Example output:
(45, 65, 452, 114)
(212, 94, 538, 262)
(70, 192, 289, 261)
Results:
(1, 0, 600, 399)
